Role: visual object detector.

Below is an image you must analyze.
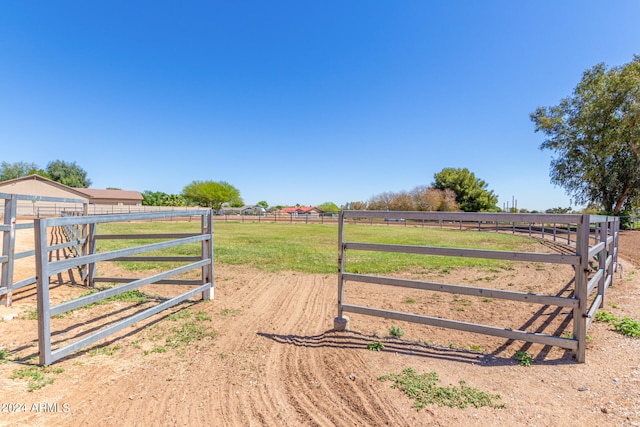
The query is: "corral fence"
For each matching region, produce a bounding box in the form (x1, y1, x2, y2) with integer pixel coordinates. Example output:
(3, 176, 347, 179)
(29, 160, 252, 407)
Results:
(214, 212, 338, 224)
(35, 209, 214, 365)
(335, 210, 620, 363)
(1, 193, 88, 305)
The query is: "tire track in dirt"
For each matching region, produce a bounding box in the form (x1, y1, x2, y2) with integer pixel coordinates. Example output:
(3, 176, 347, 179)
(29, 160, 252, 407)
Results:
(212, 270, 318, 426)
(258, 273, 407, 426)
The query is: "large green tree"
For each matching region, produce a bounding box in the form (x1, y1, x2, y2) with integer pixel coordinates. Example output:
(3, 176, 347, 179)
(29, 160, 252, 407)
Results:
(432, 168, 498, 212)
(0, 161, 48, 181)
(317, 201, 339, 214)
(182, 180, 243, 211)
(45, 160, 91, 188)
(531, 55, 640, 214)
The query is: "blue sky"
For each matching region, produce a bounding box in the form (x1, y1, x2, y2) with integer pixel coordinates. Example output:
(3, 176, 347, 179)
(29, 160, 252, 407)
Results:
(1, 1, 639, 211)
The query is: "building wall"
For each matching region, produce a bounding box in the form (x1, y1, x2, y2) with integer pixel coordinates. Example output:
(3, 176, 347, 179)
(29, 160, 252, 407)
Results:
(0, 179, 88, 201)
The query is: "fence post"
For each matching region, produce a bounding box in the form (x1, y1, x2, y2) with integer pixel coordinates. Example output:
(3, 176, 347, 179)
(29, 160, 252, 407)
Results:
(613, 218, 620, 272)
(573, 215, 590, 363)
(334, 211, 349, 331)
(85, 223, 97, 288)
(1, 196, 17, 306)
(201, 210, 214, 300)
(35, 218, 53, 366)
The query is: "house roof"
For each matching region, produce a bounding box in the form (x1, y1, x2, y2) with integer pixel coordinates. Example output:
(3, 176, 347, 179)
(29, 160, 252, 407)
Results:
(281, 206, 322, 214)
(0, 174, 90, 199)
(0, 174, 142, 201)
(75, 188, 143, 201)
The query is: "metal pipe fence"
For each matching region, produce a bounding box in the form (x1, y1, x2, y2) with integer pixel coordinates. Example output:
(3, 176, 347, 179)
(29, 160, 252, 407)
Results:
(335, 210, 620, 363)
(1, 193, 87, 305)
(35, 209, 214, 365)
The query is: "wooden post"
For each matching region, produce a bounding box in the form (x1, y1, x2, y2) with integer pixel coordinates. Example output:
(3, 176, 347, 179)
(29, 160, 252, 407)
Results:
(573, 215, 590, 363)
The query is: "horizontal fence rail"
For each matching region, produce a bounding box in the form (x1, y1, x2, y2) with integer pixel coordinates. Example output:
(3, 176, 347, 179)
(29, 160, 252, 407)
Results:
(335, 210, 620, 363)
(1, 193, 87, 305)
(35, 209, 214, 365)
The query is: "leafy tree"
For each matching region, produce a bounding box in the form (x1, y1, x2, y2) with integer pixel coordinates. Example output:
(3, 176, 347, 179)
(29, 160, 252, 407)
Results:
(411, 186, 459, 211)
(142, 191, 168, 206)
(432, 168, 498, 212)
(162, 194, 186, 206)
(182, 180, 243, 211)
(317, 201, 339, 214)
(531, 55, 640, 214)
(0, 161, 48, 181)
(46, 160, 91, 188)
(545, 207, 573, 214)
(342, 201, 367, 210)
(367, 192, 396, 211)
(257, 200, 269, 209)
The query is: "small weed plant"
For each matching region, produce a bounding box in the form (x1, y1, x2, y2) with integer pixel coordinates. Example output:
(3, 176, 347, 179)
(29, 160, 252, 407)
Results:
(379, 367, 504, 409)
(168, 309, 192, 321)
(595, 310, 617, 323)
(595, 310, 640, 338)
(89, 345, 121, 357)
(11, 366, 64, 392)
(614, 317, 640, 338)
(166, 321, 217, 348)
(367, 341, 384, 351)
(389, 325, 404, 338)
(0, 347, 11, 363)
(514, 351, 534, 367)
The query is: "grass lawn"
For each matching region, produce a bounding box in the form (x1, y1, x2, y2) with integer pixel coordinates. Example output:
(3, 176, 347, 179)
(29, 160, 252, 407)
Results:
(96, 222, 536, 274)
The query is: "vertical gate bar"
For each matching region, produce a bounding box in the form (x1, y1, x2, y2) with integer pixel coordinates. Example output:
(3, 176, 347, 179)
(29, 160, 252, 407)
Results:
(337, 211, 345, 319)
(35, 218, 52, 366)
(1, 196, 17, 306)
(86, 223, 97, 288)
(201, 210, 214, 300)
(573, 215, 590, 363)
(81, 203, 90, 283)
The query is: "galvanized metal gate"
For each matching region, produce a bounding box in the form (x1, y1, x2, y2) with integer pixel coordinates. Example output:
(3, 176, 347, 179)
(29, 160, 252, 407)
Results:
(34, 209, 214, 365)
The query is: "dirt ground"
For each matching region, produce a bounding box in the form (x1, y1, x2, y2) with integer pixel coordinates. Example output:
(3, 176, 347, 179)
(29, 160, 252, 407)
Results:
(1, 228, 640, 426)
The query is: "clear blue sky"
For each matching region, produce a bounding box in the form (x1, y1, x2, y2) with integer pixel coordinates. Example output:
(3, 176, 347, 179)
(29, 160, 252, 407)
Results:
(1, 1, 639, 211)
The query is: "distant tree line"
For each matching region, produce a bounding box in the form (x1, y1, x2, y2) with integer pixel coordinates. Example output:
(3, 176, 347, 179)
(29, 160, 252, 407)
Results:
(343, 168, 499, 213)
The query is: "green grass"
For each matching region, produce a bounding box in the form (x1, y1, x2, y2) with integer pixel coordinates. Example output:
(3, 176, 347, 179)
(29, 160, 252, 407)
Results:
(0, 347, 11, 363)
(379, 367, 504, 409)
(10, 366, 65, 392)
(97, 222, 535, 274)
(165, 321, 217, 348)
(89, 345, 121, 357)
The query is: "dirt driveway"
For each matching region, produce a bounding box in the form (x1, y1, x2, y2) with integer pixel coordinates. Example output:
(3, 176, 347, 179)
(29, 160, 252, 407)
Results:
(0, 228, 639, 426)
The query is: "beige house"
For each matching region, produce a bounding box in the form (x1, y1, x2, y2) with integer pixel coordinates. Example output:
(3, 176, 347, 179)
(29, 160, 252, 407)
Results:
(0, 175, 143, 217)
